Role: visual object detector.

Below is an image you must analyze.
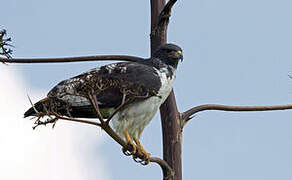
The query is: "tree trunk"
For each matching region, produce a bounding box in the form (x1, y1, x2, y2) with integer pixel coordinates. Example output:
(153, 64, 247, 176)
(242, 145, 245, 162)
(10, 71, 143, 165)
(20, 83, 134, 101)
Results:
(150, 1, 182, 180)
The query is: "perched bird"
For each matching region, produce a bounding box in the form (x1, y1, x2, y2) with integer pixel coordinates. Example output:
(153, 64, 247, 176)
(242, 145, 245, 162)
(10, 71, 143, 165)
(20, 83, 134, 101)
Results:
(24, 43, 183, 161)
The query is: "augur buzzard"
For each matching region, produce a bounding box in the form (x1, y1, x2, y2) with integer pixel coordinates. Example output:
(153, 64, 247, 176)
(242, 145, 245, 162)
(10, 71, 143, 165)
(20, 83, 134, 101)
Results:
(24, 43, 183, 162)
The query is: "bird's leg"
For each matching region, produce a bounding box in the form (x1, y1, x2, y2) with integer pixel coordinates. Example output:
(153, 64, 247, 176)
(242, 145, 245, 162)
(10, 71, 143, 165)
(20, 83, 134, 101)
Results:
(122, 129, 136, 156)
(133, 138, 150, 165)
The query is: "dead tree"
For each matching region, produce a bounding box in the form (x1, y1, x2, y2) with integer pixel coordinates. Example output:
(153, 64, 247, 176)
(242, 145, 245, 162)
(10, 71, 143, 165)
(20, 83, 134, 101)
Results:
(1, 1, 292, 180)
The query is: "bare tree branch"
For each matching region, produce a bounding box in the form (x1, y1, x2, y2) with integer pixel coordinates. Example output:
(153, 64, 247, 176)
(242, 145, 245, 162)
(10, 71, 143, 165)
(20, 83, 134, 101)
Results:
(181, 104, 292, 126)
(31, 101, 173, 177)
(149, 157, 174, 180)
(87, 92, 105, 124)
(159, 0, 177, 21)
(50, 91, 174, 177)
(86, 92, 172, 167)
(105, 93, 132, 125)
(54, 114, 174, 179)
(0, 55, 144, 64)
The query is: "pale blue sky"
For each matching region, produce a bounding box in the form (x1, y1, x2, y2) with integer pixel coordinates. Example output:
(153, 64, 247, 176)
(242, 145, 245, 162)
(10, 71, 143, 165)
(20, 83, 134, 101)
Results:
(2, 0, 292, 179)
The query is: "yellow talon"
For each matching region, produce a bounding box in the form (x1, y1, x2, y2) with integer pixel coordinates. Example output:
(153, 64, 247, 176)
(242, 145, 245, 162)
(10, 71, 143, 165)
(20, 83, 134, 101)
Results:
(134, 138, 150, 164)
(122, 129, 136, 155)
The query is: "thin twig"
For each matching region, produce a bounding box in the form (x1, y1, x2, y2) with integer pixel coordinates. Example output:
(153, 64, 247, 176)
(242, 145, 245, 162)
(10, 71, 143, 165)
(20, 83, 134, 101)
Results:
(32, 117, 58, 130)
(52, 112, 101, 127)
(105, 93, 130, 124)
(0, 55, 145, 64)
(181, 104, 292, 126)
(27, 94, 39, 114)
(87, 92, 105, 124)
(0, 29, 13, 59)
(104, 93, 151, 124)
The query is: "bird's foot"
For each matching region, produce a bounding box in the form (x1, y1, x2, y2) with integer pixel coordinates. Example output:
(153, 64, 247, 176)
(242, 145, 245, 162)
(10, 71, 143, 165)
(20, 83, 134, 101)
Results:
(133, 151, 150, 165)
(122, 141, 137, 156)
(133, 138, 151, 165)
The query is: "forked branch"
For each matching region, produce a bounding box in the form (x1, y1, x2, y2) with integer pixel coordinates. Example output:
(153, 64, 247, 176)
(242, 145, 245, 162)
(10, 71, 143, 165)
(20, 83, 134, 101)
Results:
(181, 104, 292, 126)
(150, 0, 178, 38)
(159, 0, 177, 20)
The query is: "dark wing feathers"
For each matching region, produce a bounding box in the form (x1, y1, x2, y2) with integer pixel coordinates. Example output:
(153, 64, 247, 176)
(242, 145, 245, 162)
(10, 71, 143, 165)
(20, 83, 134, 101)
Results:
(27, 62, 162, 118)
(50, 62, 161, 106)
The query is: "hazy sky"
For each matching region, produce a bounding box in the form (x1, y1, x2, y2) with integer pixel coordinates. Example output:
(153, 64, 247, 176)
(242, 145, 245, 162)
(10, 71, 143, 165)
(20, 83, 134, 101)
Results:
(2, 0, 292, 180)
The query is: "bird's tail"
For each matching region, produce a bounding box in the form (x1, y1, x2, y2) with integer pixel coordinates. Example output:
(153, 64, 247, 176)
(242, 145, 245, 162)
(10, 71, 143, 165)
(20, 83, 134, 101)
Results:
(24, 97, 50, 118)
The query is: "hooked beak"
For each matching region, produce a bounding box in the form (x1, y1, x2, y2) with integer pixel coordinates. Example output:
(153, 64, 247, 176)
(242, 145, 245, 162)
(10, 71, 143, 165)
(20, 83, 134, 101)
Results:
(179, 53, 183, 62)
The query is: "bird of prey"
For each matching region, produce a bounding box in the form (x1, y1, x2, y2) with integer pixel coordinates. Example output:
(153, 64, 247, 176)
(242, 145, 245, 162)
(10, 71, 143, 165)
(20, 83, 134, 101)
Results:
(24, 43, 183, 162)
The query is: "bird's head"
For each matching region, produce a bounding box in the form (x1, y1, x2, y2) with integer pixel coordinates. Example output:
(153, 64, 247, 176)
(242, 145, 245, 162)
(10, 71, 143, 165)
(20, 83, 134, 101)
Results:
(153, 43, 183, 68)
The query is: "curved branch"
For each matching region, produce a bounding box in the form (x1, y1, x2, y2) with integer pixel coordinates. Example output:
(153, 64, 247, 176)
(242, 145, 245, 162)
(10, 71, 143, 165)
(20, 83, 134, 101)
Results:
(0, 55, 145, 64)
(86, 91, 174, 177)
(181, 104, 292, 125)
(150, 157, 174, 180)
(52, 112, 173, 178)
